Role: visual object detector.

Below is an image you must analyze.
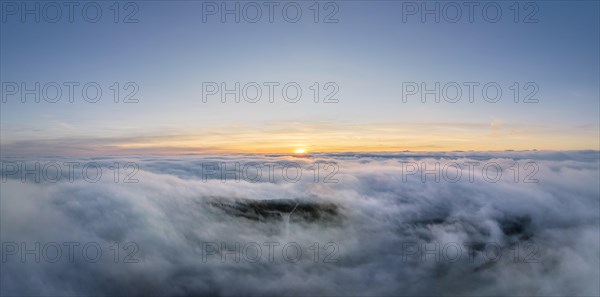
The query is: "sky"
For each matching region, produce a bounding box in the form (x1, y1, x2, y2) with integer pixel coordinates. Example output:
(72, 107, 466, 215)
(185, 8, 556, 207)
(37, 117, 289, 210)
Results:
(1, 1, 599, 156)
(1, 3, 599, 295)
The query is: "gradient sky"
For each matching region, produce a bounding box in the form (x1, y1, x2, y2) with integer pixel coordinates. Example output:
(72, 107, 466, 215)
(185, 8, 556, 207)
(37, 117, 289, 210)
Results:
(1, 1, 599, 156)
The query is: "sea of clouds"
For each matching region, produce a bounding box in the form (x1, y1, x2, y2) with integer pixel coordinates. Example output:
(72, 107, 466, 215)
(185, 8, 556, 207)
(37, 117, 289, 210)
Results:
(1, 151, 599, 296)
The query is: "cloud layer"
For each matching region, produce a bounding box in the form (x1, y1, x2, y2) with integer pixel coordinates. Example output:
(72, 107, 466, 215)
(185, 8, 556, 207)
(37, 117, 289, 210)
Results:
(1, 151, 599, 296)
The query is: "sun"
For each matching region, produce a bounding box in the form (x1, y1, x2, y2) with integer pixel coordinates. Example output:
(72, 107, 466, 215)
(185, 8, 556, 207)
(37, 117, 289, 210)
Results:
(294, 148, 307, 154)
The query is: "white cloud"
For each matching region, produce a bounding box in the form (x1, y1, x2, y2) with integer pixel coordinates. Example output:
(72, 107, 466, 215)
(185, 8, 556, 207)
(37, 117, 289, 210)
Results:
(1, 151, 598, 296)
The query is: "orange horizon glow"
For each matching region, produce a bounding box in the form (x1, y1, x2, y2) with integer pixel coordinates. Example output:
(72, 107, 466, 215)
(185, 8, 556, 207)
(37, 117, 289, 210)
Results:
(7, 138, 598, 156)
(1, 120, 598, 156)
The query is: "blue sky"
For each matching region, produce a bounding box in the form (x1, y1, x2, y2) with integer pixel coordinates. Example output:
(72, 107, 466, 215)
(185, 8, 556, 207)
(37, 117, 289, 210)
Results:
(1, 1, 599, 155)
